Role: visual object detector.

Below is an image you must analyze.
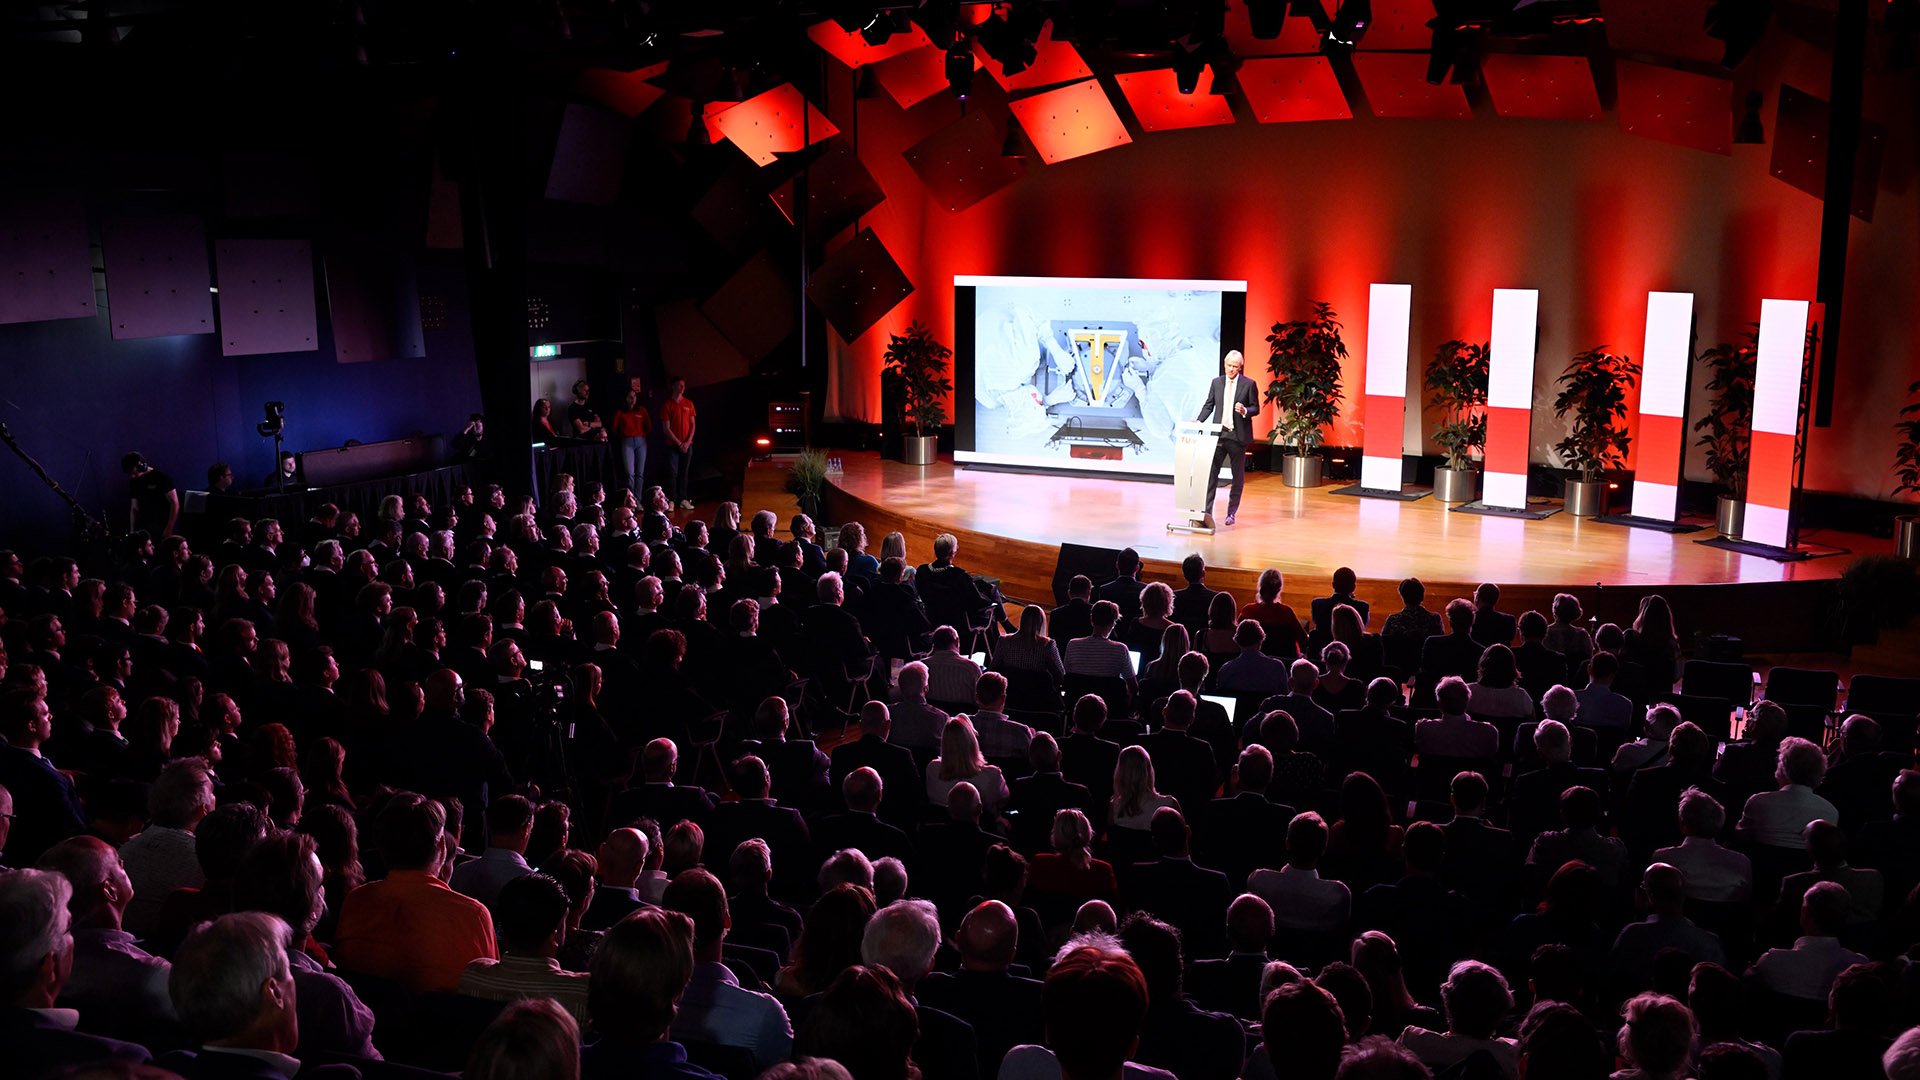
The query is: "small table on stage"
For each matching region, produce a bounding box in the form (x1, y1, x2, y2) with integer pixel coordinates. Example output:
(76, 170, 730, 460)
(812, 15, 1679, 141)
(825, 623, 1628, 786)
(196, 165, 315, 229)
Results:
(1169, 420, 1224, 535)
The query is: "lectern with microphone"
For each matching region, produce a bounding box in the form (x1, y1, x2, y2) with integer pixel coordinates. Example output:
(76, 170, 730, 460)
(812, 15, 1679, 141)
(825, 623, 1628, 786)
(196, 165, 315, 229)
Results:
(1170, 420, 1225, 535)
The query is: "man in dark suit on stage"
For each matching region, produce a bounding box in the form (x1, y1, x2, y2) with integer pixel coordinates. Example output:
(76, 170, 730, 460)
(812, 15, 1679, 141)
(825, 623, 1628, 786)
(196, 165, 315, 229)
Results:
(1193, 349, 1260, 526)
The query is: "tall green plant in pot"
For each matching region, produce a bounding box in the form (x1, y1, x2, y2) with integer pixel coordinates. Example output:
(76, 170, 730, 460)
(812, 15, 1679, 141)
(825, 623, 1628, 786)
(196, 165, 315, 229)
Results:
(883, 322, 953, 466)
(786, 448, 829, 523)
(1693, 329, 1757, 538)
(1552, 346, 1638, 517)
(1424, 339, 1489, 503)
(1893, 380, 1920, 559)
(1263, 301, 1347, 487)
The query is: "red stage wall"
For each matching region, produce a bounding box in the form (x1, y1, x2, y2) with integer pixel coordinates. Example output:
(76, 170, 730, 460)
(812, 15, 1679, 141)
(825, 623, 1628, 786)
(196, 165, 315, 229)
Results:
(819, 32, 1919, 501)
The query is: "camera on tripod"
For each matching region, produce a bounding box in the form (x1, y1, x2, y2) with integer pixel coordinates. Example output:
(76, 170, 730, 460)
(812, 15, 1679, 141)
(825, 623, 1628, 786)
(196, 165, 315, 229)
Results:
(256, 402, 286, 438)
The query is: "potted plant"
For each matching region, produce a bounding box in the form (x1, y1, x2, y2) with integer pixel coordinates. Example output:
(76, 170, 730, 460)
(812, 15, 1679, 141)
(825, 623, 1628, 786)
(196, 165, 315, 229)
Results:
(882, 321, 953, 467)
(1693, 331, 1757, 538)
(1424, 339, 1489, 503)
(786, 448, 829, 522)
(1552, 346, 1638, 517)
(1894, 379, 1920, 559)
(1263, 301, 1347, 487)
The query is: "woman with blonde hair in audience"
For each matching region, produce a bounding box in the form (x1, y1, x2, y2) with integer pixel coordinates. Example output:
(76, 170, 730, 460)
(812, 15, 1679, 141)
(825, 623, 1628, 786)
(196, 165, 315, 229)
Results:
(1314, 640, 1366, 713)
(1330, 602, 1383, 680)
(992, 604, 1065, 681)
(839, 521, 880, 579)
(1029, 808, 1119, 912)
(880, 531, 915, 584)
(1122, 581, 1177, 666)
(1240, 568, 1307, 659)
(1109, 745, 1179, 832)
(1139, 623, 1190, 703)
(926, 717, 1009, 812)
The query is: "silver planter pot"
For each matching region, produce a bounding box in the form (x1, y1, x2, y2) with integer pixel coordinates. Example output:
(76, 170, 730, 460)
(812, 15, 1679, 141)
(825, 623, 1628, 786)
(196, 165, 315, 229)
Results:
(1716, 494, 1745, 540)
(1433, 466, 1478, 504)
(902, 435, 938, 466)
(1564, 478, 1607, 517)
(1898, 516, 1920, 560)
(1281, 453, 1323, 488)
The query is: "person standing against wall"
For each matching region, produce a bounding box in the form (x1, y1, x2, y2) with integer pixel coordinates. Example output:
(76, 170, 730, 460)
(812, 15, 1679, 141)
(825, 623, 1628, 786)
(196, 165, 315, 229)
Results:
(611, 390, 653, 497)
(660, 376, 697, 511)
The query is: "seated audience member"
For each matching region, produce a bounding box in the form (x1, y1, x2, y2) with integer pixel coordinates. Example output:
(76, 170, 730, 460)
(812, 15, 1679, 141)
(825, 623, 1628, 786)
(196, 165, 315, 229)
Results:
(1438, 770, 1516, 913)
(1508, 714, 1608, 840)
(1607, 863, 1726, 994)
(1777, 818, 1884, 929)
(1254, 659, 1336, 754)
(1029, 808, 1118, 913)
(819, 848, 876, 894)
(743, 696, 832, 809)
(888, 661, 950, 754)
(915, 784, 1001, 924)
(1216, 620, 1288, 695)
(451, 792, 538, 910)
(1141, 691, 1219, 814)
(924, 625, 986, 708)
(36, 836, 176, 1047)
(1108, 746, 1178, 833)
(1354, 822, 1472, 995)
(996, 605, 1065, 685)
(583, 907, 725, 1080)
(1497, 862, 1607, 989)
(830, 702, 925, 822)
(1514, 1001, 1609, 1080)
(928, 718, 1010, 814)
(815, 766, 915, 865)
(1573, 650, 1633, 732)
(1465, 644, 1534, 719)
(467, 997, 582, 1080)
(1621, 721, 1727, 857)
(1749, 882, 1869, 1002)
(460, 872, 591, 1023)
(1007, 732, 1098, 855)
(1714, 700, 1790, 805)
(1125, 808, 1229, 958)
(1062, 601, 1136, 692)
(1856, 768, 1920, 905)
(0, 869, 153, 1075)
(862, 899, 979, 1080)
(1415, 677, 1498, 760)
(117, 756, 216, 938)
(703, 756, 812, 899)
(1239, 569, 1307, 660)
(1468, 583, 1516, 650)
(231, 831, 379, 1060)
(1248, 811, 1351, 935)
(1526, 785, 1628, 889)
(1418, 599, 1484, 691)
(1050, 576, 1096, 649)
(1122, 914, 1248, 1080)
(1737, 737, 1840, 851)
(1614, 993, 1696, 1080)
(1512, 611, 1568, 701)
(1243, 981, 1348, 1080)
(335, 792, 498, 991)
(919, 900, 1044, 1079)
(160, 913, 306, 1080)
(661, 868, 793, 1072)
(0, 690, 89, 866)
(1061, 694, 1123, 813)
(775, 884, 876, 1003)
(1380, 577, 1442, 665)
(1397, 960, 1519, 1079)
(1651, 788, 1752, 903)
(1613, 703, 1681, 775)
(795, 965, 921, 1080)
(1687, 963, 1783, 1078)
(608, 738, 718, 833)
(1780, 962, 1898, 1080)
(1193, 745, 1293, 889)
(1186, 893, 1275, 1020)
(967, 672, 1036, 763)
(582, 827, 651, 931)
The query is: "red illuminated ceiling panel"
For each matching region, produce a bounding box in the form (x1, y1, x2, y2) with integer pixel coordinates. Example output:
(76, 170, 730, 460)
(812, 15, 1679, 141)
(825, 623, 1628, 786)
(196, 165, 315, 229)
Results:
(1352, 54, 1471, 119)
(1481, 54, 1603, 122)
(1008, 79, 1134, 164)
(1357, 0, 1440, 51)
(1238, 57, 1353, 123)
(574, 63, 670, 118)
(872, 44, 980, 109)
(1113, 69, 1237, 132)
(1598, 0, 1720, 66)
(806, 21, 932, 69)
(980, 23, 1095, 93)
(1615, 60, 1731, 155)
(710, 84, 840, 167)
(1225, 11, 1326, 57)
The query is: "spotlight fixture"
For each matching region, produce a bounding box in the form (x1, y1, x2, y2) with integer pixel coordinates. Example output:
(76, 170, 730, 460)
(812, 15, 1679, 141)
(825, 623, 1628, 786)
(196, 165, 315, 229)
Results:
(976, 4, 1042, 76)
(1173, 48, 1206, 94)
(860, 10, 911, 46)
(1246, 0, 1288, 39)
(1705, 0, 1773, 69)
(1734, 90, 1765, 144)
(1207, 52, 1242, 96)
(946, 35, 976, 100)
(1326, 0, 1371, 48)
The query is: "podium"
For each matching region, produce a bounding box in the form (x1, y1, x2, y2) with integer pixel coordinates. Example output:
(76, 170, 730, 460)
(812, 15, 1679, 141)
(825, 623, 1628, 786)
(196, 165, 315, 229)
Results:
(1169, 420, 1224, 535)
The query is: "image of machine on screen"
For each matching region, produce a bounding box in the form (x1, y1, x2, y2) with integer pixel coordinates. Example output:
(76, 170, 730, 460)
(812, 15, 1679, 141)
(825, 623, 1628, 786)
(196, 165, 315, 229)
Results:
(955, 276, 1246, 476)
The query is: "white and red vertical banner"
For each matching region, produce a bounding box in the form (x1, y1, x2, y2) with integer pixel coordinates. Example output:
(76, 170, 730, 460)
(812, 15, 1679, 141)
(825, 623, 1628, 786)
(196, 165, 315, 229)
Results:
(1482, 288, 1540, 510)
(1743, 298, 1811, 549)
(1627, 291, 1695, 522)
(1361, 283, 1413, 492)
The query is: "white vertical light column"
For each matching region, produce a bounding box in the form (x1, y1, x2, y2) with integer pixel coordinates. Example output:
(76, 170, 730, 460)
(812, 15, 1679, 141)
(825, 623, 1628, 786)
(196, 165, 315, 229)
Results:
(1627, 291, 1695, 522)
(1743, 299, 1811, 549)
(1482, 289, 1540, 511)
(1360, 283, 1413, 492)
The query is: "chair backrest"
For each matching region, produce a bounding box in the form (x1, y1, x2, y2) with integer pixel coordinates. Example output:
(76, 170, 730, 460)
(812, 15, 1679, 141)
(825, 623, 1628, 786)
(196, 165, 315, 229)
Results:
(1681, 659, 1755, 707)
(1004, 667, 1062, 712)
(1665, 692, 1734, 741)
(683, 1039, 761, 1080)
(1064, 673, 1132, 721)
(1846, 674, 1920, 716)
(1764, 666, 1839, 708)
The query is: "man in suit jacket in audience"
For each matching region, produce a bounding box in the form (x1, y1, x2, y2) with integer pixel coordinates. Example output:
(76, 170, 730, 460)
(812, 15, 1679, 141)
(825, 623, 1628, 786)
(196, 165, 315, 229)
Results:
(813, 767, 915, 866)
(1194, 746, 1294, 889)
(1418, 599, 1485, 696)
(583, 827, 654, 932)
(703, 757, 812, 900)
(737, 697, 831, 812)
(1126, 808, 1232, 959)
(1468, 582, 1517, 649)
(915, 784, 1002, 927)
(606, 738, 718, 832)
(1185, 893, 1275, 1020)
(1438, 770, 1517, 916)
(829, 701, 926, 827)
(1310, 567, 1371, 631)
(1140, 691, 1219, 813)
(1171, 554, 1219, 638)
(1254, 659, 1337, 754)
(1050, 575, 1096, 648)
(917, 901, 1044, 1080)
(862, 900, 980, 1080)
(1060, 695, 1123, 819)
(1095, 548, 1147, 621)
(1507, 715, 1610, 841)
(1006, 733, 1098, 856)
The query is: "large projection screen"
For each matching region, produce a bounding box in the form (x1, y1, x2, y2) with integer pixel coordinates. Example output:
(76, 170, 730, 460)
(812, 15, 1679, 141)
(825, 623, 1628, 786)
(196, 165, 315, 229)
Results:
(955, 275, 1249, 476)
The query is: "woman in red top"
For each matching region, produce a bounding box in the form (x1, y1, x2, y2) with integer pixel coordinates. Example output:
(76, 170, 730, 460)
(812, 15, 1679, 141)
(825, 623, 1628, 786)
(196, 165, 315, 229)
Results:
(658, 375, 697, 510)
(609, 390, 652, 496)
(1239, 568, 1307, 660)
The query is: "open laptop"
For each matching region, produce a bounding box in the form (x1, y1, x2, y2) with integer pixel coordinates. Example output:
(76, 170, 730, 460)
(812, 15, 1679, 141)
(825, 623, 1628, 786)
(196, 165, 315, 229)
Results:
(1201, 694, 1237, 716)
(1126, 650, 1142, 674)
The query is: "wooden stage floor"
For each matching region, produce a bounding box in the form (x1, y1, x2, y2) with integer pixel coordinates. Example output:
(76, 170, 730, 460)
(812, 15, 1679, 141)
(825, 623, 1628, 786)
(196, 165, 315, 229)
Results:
(745, 454, 1883, 654)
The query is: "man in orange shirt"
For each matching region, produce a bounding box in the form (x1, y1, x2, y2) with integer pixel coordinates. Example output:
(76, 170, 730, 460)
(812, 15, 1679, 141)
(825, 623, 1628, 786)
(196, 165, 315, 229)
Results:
(334, 792, 497, 991)
(659, 376, 697, 511)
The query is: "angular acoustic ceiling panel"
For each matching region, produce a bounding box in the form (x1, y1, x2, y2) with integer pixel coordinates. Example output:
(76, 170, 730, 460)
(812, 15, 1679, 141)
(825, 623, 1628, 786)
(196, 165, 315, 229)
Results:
(1615, 60, 1732, 155)
(545, 103, 633, 206)
(1770, 84, 1886, 222)
(102, 214, 215, 339)
(1352, 54, 1472, 119)
(1598, 0, 1721, 66)
(711, 84, 840, 167)
(1356, 0, 1441, 50)
(807, 20, 932, 69)
(691, 163, 767, 253)
(806, 229, 915, 343)
(1238, 57, 1354, 123)
(700, 251, 797, 362)
(574, 63, 671, 118)
(1007, 79, 1134, 164)
(216, 239, 318, 357)
(903, 108, 1029, 212)
(1226, 9, 1328, 57)
(1481, 54, 1604, 122)
(873, 44, 980, 109)
(0, 193, 96, 325)
(1113, 69, 1238, 131)
(979, 23, 1095, 93)
(769, 143, 886, 237)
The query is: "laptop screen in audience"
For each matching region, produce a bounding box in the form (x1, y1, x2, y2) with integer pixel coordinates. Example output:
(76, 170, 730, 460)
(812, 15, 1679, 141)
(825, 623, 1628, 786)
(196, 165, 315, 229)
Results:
(1127, 650, 1141, 673)
(1201, 694, 1236, 715)
(969, 651, 987, 666)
